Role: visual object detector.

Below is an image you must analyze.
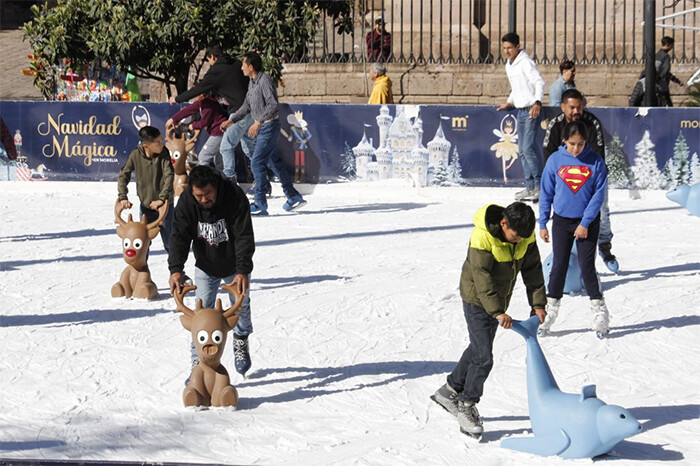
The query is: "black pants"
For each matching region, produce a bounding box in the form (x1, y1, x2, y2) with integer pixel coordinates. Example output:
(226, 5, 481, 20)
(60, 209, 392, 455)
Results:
(447, 301, 499, 403)
(547, 214, 602, 300)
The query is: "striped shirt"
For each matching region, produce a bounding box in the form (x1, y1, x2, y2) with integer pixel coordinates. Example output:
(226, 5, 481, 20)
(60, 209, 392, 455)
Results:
(229, 72, 278, 124)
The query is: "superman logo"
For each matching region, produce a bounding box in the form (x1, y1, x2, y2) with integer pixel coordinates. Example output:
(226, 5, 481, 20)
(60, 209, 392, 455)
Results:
(557, 166, 592, 193)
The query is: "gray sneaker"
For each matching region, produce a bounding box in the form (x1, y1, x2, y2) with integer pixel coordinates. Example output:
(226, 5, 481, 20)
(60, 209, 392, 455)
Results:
(456, 400, 484, 434)
(431, 384, 459, 417)
(514, 188, 531, 201)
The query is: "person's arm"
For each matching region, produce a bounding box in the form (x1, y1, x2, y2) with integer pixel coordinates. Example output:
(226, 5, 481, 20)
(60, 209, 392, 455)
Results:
(580, 160, 608, 229)
(519, 239, 547, 312)
(538, 160, 556, 231)
(629, 80, 645, 106)
(170, 102, 200, 125)
(174, 68, 218, 103)
(168, 196, 193, 276)
(467, 247, 503, 317)
(527, 60, 545, 118)
(158, 151, 174, 201)
(117, 152, 135, 201)
(230, 185, 255, 275)
(256, 76, 279, 124)
(542, 119, 560, 164)
(588, 116, 606, 160)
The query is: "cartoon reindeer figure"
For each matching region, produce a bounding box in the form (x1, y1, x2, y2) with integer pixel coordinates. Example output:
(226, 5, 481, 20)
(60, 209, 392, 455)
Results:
(174, 284, 244, 408)
(165, 125, 199, 197)
(111, 199, 168, 299)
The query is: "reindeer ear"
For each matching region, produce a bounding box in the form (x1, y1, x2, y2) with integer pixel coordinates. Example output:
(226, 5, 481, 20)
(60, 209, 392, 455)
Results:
(179, 315, 192, 331)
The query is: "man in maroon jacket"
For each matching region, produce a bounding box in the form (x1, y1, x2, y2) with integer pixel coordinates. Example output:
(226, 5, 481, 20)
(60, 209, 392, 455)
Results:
(366, 18, 391, 62)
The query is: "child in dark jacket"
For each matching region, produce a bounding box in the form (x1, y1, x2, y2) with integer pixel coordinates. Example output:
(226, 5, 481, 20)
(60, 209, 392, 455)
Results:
(538, 120, 610, 337)
(166, 93, 228, 167)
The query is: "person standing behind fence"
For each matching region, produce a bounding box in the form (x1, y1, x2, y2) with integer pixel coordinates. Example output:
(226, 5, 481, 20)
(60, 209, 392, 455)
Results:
(655, 36, 683, 107)
(366, 18, 391, 62)
(223, 52, 306, 216)
(368, 62, 394, 104)
(497, 32, 545, 203)
(548, 60, 576, 107)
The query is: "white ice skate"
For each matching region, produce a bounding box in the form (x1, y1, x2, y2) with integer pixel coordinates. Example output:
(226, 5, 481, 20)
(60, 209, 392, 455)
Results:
(591, 298, 610, 338)
(538, 297, 561, 336)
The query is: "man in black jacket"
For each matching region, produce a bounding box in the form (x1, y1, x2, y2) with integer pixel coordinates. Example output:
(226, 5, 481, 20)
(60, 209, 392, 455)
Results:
(542, 89, 619, 273)
(169, 45, 255, 182)
(655, 36, 683, 107)
(168, 165, 256, 376)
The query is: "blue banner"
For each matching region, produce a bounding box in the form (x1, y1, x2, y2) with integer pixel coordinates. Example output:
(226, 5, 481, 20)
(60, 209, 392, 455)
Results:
(1, 100, 698, 184)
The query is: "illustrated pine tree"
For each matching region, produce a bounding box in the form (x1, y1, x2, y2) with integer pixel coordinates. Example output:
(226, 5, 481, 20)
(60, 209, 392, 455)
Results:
(689, 152, 700, 185)
(666, 131, 691, 186)
(431, 160, 449, 186)
(447, 147, 463, 185)
(605, 133, 633, 188)
(631, 131, 664, 189)
(341, 142, 356, 180)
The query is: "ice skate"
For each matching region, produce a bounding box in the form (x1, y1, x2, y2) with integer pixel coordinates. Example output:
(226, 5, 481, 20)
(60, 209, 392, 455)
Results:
(456, 400, 484, 439)
(232, 334, 252, 377)
(538, 297, 560, 336)
(283, 194, 307, 212)
(591, 299, 610, 338)
(598, 243, 619, 274)
(430, 383, 459, 417)
(514, 188, 531, 201)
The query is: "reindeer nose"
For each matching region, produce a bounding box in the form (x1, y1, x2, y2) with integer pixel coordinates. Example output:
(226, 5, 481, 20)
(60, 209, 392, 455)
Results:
(125, 249, 136, 257)
(202, 344, 219, 356)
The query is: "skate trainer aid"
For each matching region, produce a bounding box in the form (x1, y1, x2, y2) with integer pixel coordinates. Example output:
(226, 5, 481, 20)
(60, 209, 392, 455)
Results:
(500, 316, 641, 459)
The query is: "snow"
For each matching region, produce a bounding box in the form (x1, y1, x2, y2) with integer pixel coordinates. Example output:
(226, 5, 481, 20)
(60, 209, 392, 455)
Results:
(1, 179, 699, 465)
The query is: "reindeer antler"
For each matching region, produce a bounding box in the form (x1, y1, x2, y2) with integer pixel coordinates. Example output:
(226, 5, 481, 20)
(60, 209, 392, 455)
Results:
(173, 283, 197, 318)
(114, 199, 128, 228)
(186, 129, 201, 145)
(221, 284, 245, 319)
(146, 199, 169, 230)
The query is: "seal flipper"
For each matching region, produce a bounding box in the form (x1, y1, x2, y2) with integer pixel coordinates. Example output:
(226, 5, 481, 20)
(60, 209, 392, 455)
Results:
(510, 315, 541, 340)
(501, 429, 571, 456)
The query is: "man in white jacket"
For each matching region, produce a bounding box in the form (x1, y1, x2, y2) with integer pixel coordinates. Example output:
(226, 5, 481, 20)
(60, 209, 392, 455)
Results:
(497, 32, 545, 203)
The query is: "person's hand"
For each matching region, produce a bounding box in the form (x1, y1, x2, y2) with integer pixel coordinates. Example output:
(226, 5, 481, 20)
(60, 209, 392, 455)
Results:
(165, 118, 175, 130)
(497, 102, 513, 111)
(248, 121, 261, 138)
(531, 307, 547, 324)
(168, 96, 177, 105)
(529, 102, 541, 119)
(496, 313, 513, 329)
(574, 225, 588, 239)
(220, 120, 233, 132)
(169, 272, 183, 295)
(230, 274, 250, 296)
(540, 228, 550, 243)
(149, 199, 164, 210)
(120, 199, 132, 209)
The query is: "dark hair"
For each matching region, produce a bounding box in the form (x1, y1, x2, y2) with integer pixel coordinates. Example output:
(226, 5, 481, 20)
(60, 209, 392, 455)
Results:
(138, 126, 161, 143)
(561, 88, 583, 103)
(661, 36, 674, 47)
(188, 165, 221, 190)
(375, 18, 385, 25)
(562, 120, 589, 141)
(243, 52, 263, 72)
(503, 202, 536, 238)
(501, 32, 520, 46)
(559, 60, 575, 73)
(206, 44, 224, 59)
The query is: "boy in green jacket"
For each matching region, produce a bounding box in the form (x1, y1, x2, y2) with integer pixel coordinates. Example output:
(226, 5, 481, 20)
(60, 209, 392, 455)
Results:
(117, 125, 174, 252)
(432, 202, 547, 437)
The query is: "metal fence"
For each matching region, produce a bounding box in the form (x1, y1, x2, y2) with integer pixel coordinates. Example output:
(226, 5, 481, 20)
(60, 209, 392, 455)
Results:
(289, 0, 699, 65)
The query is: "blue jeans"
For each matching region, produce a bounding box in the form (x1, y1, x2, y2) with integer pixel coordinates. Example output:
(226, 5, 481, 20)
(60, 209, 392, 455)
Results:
(250, 119, 299, 207)
(190, 267, 253, 360)
(446, 301, 500, 404)
(220, 114, 256, 181)
(516, 109, 542, 191)
(598, 187, 613, 246)
(140, 202, 173, 253)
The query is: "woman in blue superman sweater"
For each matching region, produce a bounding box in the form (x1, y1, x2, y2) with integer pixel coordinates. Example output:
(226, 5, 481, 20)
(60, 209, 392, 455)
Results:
(538, 120, 610, 338)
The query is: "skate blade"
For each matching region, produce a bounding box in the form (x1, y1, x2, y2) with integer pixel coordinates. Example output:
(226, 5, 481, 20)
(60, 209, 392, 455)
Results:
(596, 329, 610, 339)
(459, 427, 483, 440)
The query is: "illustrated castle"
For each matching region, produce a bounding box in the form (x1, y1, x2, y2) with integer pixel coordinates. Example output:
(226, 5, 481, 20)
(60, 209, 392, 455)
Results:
(353, 105, 452, 187)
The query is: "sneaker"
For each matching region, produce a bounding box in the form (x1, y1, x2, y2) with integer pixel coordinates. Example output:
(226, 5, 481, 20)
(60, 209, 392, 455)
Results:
(283, 194, 307, 212)
(514, 188, 531, 201)
(538, 297, 561, 336)
(591, 298, 610, 337)
(431, 383, 459, 417)
(456, 400, 484, 434)
(232, 334, 252, 376)
(250, 203, 268, 216)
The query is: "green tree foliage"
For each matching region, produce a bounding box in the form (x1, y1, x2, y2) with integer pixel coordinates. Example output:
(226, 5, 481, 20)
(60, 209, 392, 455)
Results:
(23, 0, 352, 99)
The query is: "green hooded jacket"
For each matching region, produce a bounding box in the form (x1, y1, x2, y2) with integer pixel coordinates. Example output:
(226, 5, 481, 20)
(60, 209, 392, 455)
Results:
(117, 144, 174, 206)
(459, 204, 547, 318)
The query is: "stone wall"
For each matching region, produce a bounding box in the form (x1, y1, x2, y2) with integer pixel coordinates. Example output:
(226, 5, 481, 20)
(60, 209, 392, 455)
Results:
(279, 62, 698, 107)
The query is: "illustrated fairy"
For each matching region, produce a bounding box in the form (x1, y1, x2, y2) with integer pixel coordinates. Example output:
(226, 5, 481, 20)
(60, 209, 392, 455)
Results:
(490, 114, 519, 183)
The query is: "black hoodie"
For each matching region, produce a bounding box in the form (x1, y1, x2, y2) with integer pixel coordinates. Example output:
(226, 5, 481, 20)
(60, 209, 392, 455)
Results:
(175, 56, 249, 114)
(168, 177, 254, 278)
